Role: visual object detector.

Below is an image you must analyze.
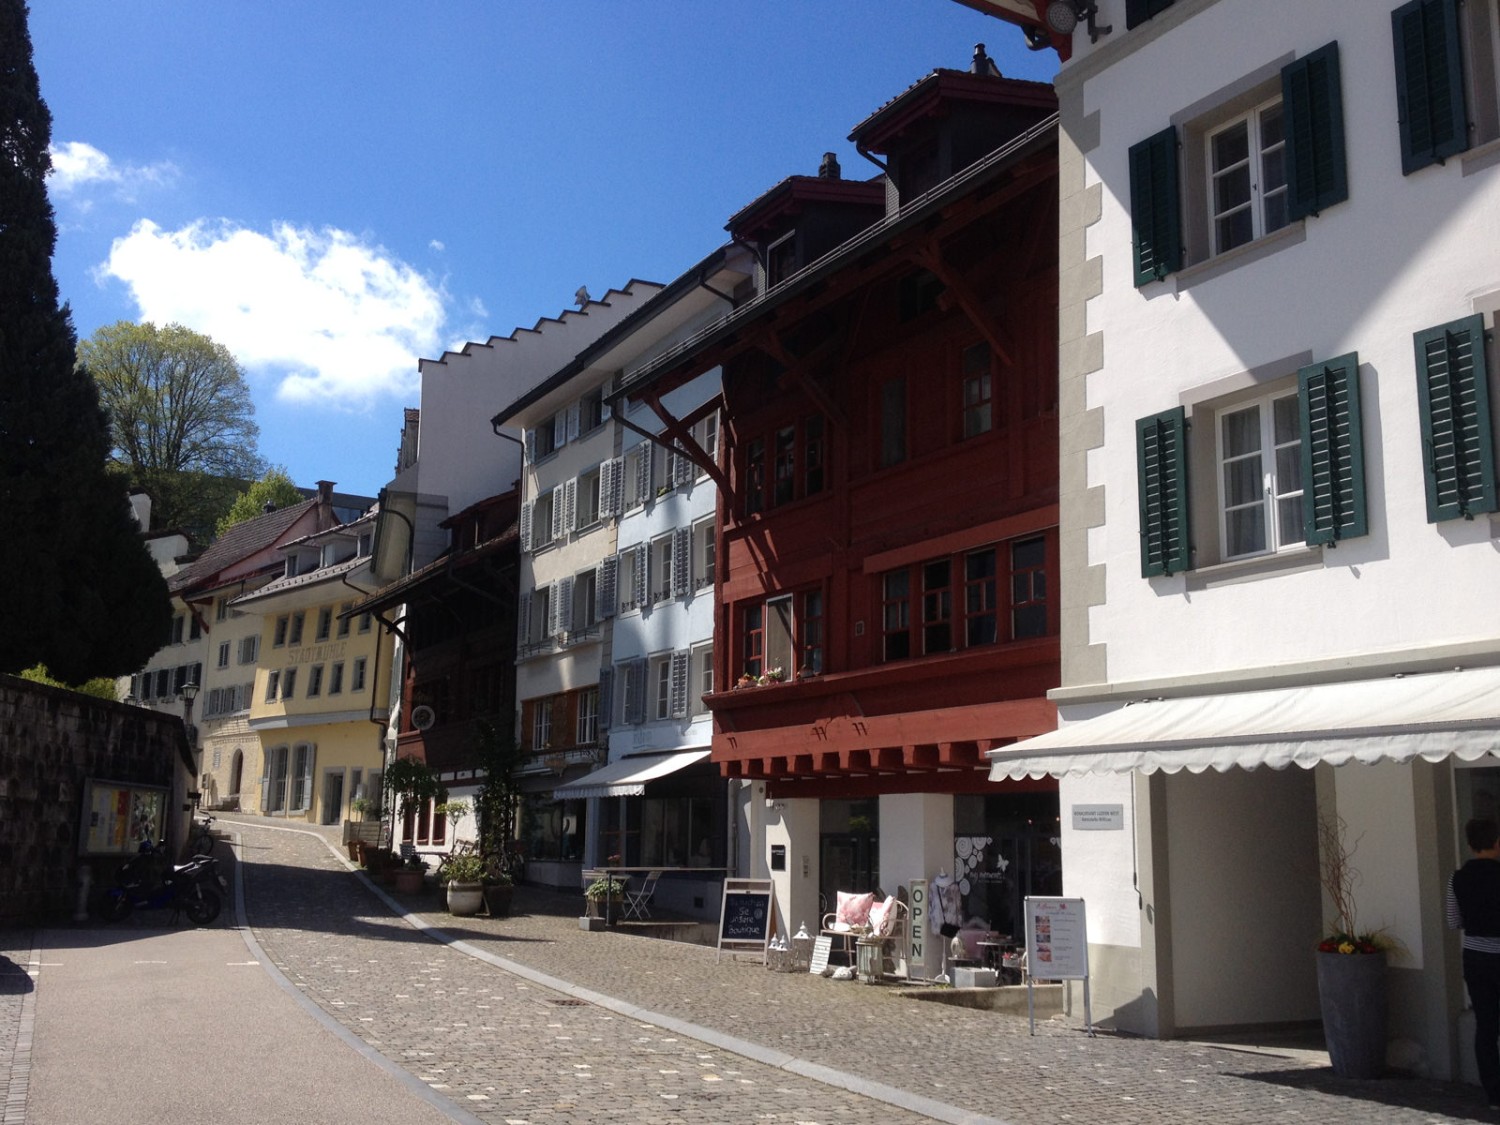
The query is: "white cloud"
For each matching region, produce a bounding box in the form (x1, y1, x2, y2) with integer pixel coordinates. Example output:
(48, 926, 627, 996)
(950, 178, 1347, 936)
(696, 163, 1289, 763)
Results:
(429, 239, 446, 252)
(102, 219, 446, 405)
(48, 141, 177, 202)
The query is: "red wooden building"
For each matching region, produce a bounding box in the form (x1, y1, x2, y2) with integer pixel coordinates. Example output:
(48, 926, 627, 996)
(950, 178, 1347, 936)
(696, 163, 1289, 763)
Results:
(611, 51, 1063, 952)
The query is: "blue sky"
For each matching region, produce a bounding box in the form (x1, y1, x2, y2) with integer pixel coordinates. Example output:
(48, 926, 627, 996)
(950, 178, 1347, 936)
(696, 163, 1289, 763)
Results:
(31, 2, 1057, 501)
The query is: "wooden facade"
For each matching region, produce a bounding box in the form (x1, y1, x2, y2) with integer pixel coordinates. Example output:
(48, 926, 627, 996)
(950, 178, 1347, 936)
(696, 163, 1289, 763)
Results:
(617, 70, 1063, 803)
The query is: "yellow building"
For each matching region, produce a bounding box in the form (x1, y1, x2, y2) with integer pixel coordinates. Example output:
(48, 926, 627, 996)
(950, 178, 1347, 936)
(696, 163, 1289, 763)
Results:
(232, 511, 392, 824)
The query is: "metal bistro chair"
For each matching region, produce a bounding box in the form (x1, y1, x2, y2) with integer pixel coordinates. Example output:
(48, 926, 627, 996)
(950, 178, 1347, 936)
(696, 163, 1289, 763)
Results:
(621, 869, 662, 920)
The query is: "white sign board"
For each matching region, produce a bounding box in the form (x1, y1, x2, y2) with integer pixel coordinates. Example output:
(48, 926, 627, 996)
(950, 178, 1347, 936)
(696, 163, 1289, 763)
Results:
(908, 878, 927, 972)
(1071, 804, 1124, 831)
(1025, 896, 1089, 979)
(1025, 896, 1092, 1036)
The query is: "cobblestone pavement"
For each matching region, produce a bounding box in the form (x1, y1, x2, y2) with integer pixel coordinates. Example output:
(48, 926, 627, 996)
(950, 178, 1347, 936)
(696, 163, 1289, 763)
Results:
(6, 817, 1500, 1125)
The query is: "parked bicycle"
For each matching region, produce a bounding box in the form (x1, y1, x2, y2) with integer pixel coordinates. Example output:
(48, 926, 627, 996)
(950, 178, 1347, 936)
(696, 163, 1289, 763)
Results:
(190, 814, 216, 856)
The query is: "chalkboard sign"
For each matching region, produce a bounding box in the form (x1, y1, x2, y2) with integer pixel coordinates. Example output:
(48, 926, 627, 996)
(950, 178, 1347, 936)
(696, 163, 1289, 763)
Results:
(716, 878, 775, 963)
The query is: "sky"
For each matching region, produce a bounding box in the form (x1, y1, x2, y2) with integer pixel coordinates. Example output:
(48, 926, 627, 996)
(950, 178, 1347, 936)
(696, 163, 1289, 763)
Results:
(30, 2, 1058, 501)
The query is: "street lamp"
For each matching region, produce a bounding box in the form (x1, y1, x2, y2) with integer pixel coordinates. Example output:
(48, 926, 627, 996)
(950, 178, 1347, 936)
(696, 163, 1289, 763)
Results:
(181, 681, 201, 809)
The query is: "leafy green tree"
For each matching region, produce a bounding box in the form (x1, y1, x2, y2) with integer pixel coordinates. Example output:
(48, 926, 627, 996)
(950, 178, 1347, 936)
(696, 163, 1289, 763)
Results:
(217, 467, 305, 536)
(19, 664, 118, 701)
(0, 0, 171, 681)
(79, 319, 264, 539)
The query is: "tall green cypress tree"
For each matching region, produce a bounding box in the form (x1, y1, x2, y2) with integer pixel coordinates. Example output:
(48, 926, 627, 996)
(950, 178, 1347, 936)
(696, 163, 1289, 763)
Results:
(0, 0, 170, 683)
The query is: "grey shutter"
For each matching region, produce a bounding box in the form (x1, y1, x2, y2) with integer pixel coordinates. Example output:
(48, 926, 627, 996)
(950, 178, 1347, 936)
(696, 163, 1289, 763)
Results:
(546, 581, 562, 638)
(1298, 352, 1367, 545)
(519, 502, 533, 553)
(638, 444, 655, 504)
(550, 486, 565, 542)
(627, 661, 647, 725)
(259, 773, 269, 810)
(1136, 407, 1192, 577)
(301, 745, 317, 809)
(673, 448, 692, 487)
(566, 402, 581, 442)
(598, 667, 613, 732)
(563, 477, 577, 534)
(671, 526, 691, 597)
(557, 575, 574, 635)
(669, 651, 689, 718)
(517, 591, 532, 647)
(1282, 43, 1348, 219)
(598, 555, 617, 619)
(598, 458, 618, 518)
(1414, 315, 1498, 521)
(633, 544, 648, 608)
(1391, 0, 1469, 175)
(552, 412, 567, 449)
(1128, 126, 1181, 287)
(523, 429, 535, 463)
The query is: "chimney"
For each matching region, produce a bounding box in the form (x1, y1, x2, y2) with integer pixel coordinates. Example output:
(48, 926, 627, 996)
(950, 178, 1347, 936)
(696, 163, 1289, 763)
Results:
(818, 152, 841, 180)
(970, 43, 1002, 78)
(317, 480, 335, 524)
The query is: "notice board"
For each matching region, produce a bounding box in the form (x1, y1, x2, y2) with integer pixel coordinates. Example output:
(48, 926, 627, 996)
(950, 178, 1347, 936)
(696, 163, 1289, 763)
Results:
(1025, 896, 1089, 980)
(716, 878, 775, 962)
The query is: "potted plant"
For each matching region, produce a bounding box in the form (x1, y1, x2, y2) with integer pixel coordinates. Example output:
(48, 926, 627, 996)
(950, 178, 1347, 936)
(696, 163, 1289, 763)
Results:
(584, 874, 626, 921)
(437, 799, 469, 848)
(351, 795, 378, 821)
(394, 852, 426, 894)
(482, 855, 514, 917)
(1316, 812, 1393, 1079)
(440, 852, 486, 916)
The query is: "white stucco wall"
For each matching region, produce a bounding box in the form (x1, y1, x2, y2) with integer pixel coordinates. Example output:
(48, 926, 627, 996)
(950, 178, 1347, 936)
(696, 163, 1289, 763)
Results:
(1070, 1, 1500, 686)
(1331, 760, 1425, 968)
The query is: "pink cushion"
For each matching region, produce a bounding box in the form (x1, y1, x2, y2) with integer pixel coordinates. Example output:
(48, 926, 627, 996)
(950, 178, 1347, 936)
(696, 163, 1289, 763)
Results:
(835, 891, 875, 928)
(867, 895, 898, 936)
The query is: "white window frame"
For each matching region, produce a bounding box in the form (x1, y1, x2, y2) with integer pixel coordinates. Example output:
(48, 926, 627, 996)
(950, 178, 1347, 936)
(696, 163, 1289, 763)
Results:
(691, 516, 715, 592)
(1216, 389, 1304, 561)
(238, 635, 259, 664)
(1206, 95, 1288, 257)
(352, 657, 367, 693)
(307, 664, 324, 698)
(264, 670, 280, 703)
(692, 412, 719, 476)
(532, 489, 555, 549)
(572, 569, 598, 633)
(576, 465, 602, 528)
(651, 655, 672, 721)
(532, 697, 553, 749)
(281, 667, 298, 700)
(576, 688, 599, 747)
(651, 535, 674, 603)
(691, 642, 713, 715)
(217, 641, 230, 669)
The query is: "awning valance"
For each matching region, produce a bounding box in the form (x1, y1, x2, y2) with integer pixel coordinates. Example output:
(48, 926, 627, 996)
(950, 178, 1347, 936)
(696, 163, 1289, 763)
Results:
(988, 666, 1500, 780)
(552, 749, 712, 800)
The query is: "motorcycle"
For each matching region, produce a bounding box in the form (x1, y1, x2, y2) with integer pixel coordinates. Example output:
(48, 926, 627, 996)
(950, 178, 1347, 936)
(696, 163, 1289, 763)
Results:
(102, 839, 227, 925)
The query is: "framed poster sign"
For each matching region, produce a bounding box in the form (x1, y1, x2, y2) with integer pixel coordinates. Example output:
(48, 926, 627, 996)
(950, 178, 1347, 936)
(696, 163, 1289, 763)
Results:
(1024, 895, 1093, 1036)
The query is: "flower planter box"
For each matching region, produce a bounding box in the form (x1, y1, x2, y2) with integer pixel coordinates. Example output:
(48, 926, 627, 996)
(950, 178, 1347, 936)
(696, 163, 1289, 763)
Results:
(447, 881, 484, 916)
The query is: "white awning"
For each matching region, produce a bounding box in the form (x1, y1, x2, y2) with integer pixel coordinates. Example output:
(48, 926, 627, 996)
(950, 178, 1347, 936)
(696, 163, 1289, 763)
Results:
(988, 666, 1500, 780)
(552, 749, 712, 799)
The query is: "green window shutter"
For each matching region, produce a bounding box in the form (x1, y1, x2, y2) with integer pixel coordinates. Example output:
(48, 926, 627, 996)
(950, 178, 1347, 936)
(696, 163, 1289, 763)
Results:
(1414, 315, 1498, 521)
(1282, 42, 1348, 220)
(1298, 352, 1367, 545)
(1391, 0, 1469, 175)
(1136, 407, 1191, 577)
(1128, 126, 1181, 287)
(1126, 0, 1175, 30)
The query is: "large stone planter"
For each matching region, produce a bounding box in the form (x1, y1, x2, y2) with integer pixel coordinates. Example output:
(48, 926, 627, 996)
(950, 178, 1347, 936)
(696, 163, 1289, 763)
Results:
(447, 881, 484, 916)
(585, 895, 623, 923)
(1317, 950, 1388, 1079)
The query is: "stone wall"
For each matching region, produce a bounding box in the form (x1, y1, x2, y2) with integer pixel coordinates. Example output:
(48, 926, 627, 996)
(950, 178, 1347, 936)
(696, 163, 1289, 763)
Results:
(0, 674, 186, 924)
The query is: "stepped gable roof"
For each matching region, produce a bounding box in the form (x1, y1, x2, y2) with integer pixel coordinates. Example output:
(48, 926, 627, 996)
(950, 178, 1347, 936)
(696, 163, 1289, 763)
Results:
(167, 498, 319, 595)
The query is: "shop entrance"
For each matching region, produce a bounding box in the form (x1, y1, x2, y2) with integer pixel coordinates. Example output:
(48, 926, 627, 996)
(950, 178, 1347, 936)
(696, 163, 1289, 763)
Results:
(819, 797, 879, 911)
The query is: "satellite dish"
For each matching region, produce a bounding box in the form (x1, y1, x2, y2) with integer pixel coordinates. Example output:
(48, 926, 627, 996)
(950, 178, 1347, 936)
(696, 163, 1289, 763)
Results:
(410, 704, 436, 732)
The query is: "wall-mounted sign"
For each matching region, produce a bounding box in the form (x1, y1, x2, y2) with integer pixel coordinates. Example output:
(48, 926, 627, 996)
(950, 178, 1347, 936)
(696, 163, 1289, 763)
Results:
(80, 779, 167, 856)
(1071, 803, 1124, 831)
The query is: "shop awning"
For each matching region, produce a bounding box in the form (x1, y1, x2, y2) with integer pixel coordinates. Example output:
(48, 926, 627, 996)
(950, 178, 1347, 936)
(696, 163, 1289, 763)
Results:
(988, 666, 1500, 780)
(552, 749, 712, 799)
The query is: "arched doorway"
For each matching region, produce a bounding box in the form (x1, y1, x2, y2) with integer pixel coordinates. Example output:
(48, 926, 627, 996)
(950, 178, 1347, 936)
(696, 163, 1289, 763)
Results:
(229, 749, 244, 810)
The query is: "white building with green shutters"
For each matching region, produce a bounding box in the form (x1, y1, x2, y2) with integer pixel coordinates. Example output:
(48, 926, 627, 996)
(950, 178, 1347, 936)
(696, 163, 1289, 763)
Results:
(970, 0, 1500, 1079)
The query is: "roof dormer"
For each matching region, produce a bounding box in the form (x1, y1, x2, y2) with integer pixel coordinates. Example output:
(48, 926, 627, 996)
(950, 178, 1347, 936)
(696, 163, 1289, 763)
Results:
(724, 153, 886, 291)
(849, 44, 1057, 212)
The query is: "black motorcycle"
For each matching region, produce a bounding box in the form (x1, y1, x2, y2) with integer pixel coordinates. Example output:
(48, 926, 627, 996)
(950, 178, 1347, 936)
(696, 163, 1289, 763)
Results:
(102, 839, 226, 925)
